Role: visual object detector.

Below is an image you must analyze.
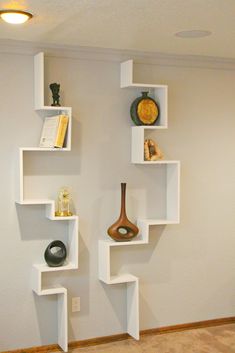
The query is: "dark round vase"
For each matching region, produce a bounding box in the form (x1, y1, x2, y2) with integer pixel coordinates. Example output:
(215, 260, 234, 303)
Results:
(44, 240, 67, 267)
(130, 91, 159, 126)
(107, 183, 139, 242)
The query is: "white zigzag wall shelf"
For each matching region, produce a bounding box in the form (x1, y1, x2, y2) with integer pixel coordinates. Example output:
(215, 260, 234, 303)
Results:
(98, 60, 180, 339)
(15, 52, 79, 352)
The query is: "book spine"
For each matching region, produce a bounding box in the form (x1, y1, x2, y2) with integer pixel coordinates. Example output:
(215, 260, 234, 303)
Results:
(54, 115, 69, 148)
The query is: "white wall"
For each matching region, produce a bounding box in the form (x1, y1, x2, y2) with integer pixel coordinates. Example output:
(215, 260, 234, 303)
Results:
(0, 51, 235, 351)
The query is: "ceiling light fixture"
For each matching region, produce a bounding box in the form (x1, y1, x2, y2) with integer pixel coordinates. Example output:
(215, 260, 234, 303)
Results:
(175, 30, 212, 38)
(0, 9, 33, 24)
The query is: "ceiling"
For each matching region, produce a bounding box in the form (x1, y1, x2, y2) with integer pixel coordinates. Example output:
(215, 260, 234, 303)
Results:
(1, 0, 235, 59)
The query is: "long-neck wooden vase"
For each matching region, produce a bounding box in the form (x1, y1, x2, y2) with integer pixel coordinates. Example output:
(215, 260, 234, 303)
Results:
(107, 183, 139, 242)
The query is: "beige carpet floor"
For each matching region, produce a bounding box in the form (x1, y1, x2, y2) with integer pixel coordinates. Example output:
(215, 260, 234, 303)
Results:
(57, 324, 235, 353)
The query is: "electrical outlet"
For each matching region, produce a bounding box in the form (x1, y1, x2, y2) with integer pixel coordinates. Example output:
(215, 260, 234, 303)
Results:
(72, 297, 80, 312)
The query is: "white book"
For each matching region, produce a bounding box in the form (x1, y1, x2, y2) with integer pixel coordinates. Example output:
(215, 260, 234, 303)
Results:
(39, 115, 69, 148)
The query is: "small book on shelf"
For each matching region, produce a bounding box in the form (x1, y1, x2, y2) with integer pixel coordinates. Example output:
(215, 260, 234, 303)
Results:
(39, 114, 69, 148)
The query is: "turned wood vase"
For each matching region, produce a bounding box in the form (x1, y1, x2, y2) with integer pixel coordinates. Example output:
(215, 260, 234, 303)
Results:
(107, 183, 139, 242)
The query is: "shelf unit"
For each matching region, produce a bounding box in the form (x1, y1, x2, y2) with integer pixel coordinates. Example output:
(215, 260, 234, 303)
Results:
(99, 60, 180, 340)
(15, 52, 79, 352)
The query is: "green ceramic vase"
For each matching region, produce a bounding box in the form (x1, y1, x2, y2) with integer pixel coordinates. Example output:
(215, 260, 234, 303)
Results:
(130, 91, 159, 126)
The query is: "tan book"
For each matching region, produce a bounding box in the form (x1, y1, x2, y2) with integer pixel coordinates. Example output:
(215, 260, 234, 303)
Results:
(39, 115, 69, 148)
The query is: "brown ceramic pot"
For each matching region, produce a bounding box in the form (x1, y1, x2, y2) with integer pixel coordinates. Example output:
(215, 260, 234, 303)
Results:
(107, 183, 139, 242)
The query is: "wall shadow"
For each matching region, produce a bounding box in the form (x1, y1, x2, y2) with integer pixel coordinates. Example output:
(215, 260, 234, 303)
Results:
(15, 204, 66, 241)
(33, 293, 57, 345)
(97, 225, 166, 334)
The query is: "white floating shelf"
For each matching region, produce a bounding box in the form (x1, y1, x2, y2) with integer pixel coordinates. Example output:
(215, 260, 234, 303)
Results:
(138, 218, 180, 225)
(98, 59, 180, 342)
(48, 215, 78, 221)
(36, 106, 72, 112)
(125, 83, 167, 88)
(134, 160, 179, 165)
(15, 52, 79, 352)
(120, 60, 168, 128)
(133, 126, 166, 130)
(19, 147, 70, 152)
(110, 274, 138, 284)
(34, 262, 78, 273)
(100, 239, 147, 247)
(99, 214, 178, 339)
(16, 198, 53, 205)
(40, 287, 67, 296)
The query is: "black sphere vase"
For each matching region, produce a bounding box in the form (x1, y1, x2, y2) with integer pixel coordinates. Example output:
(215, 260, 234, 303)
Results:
(44, 240, 67, 267)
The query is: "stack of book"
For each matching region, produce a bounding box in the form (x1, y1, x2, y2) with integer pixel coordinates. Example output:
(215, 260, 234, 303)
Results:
(39, 114, 69, 148)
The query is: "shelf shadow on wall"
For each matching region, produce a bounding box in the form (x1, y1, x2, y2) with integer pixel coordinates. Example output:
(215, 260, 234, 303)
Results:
(33, 293, 58, 345)
(16, 204, 66, 241)
(139, 291, 159, 330)
(111, 226, 165, 272)
(67, 233, 90, 341)
(131, 165, 168, 220)
(100, 226, 165, 334)
(97, 167, 168, 223)
(100, 281, 128, 333)
(23, 120, 82, 177)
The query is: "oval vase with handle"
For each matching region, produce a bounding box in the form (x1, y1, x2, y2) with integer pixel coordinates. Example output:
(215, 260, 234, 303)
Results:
(107, 183, 139, 242)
